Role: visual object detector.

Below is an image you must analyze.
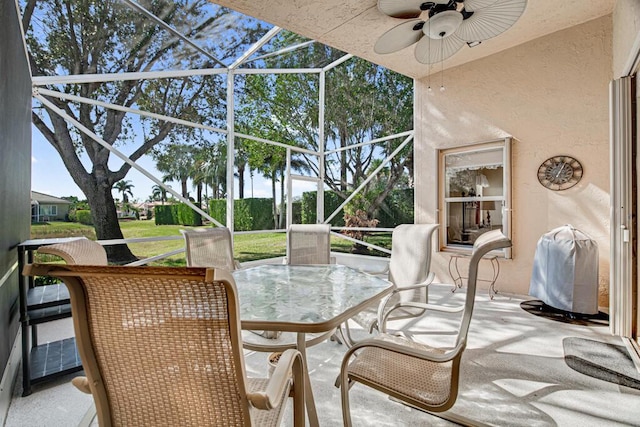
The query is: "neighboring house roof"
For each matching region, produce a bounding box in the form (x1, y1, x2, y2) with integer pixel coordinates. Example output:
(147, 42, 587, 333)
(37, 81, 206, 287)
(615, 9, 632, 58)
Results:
(132, 201, 172, 209)
(31, 191, 73, 205)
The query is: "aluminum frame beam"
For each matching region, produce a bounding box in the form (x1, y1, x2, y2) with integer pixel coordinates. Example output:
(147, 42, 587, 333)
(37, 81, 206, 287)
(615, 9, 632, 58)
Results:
(32, 68, 227, 86)
(35, 93, 223, 227)
(122, 0, 226, 67)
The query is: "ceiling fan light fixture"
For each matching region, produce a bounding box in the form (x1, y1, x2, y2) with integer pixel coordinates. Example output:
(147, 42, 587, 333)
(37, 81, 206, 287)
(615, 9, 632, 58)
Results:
(424, 10, 463, 39)
(375, 0, 527, 64)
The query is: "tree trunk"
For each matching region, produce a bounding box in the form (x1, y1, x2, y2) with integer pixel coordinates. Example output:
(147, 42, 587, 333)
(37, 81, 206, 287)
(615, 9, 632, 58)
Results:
(238, 162, 245, 199)
(85, 183, 137, 264)
(181, 178, 188, 198)
(196, 182, 203, 209)
(271, 173, 277, 228)
(279, 167, 285, 229)
(339, 126, 348, 192)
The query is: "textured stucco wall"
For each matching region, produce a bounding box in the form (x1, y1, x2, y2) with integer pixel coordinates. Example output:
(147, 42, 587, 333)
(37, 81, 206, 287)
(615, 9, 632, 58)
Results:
(613, 0, 640, 77)
(415, 17, 612, 303)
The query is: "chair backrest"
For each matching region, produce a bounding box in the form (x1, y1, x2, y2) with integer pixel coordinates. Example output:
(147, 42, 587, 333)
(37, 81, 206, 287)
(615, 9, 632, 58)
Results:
(457, 229, 512, 346)
(181, 227, 237, 271)
(24, 264, 251, 426)
(388, 224, 438, 302)
(37, 237, 108, 265)
(286, 224, 331, 265)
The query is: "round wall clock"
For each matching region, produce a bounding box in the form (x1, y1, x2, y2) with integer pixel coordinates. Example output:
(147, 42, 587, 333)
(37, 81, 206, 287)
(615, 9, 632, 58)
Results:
(537, 155, 583, 191)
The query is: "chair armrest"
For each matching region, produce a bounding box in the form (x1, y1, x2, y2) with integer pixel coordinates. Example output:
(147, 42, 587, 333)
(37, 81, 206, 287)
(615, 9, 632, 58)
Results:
(390, 272, 436, 292)
(375, 272, 436, 331)
(246, 349, 301, 410)
(72, 376, 92, 394)
(347, 335, 465, 365)
(233, 260, 242, 270)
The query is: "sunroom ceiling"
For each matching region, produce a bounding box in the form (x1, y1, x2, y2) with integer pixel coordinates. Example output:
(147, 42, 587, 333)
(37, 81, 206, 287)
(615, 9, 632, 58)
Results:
(211, 0, 615, 79)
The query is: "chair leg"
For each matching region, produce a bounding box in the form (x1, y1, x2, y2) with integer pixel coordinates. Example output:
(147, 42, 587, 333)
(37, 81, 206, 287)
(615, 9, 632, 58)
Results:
(329, 329, 343, 345)
(291, 355, 306, 427)
(340, 374, 354, 427)
(339, 322, 359, 348)
(78, 402, 96, 427)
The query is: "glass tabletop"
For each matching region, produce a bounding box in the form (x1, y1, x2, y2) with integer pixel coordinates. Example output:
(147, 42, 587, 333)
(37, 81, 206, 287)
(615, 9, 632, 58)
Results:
(232, 264, 393, 333)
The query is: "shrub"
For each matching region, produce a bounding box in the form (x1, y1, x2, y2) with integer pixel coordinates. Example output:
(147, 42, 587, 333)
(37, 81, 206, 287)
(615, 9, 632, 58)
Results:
(209, 198, 273, 230)
(154, 204, 201, 226)
(176, 203, 202, 226)
(75, 210, 93, 225)
(301, 191, 346, 226)
(291, 201, 302, 225)
(155, 205, 175, 225)
(35, 275, 60, 286)
(343, 209, 379, 254)
(374, 188, 414, 227)
(234, 201, 253, 231)
(243, 198, 274, 230)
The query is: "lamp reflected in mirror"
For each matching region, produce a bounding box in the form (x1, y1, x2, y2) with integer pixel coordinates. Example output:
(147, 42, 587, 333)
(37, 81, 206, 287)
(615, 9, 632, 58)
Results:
(482, 201, 496, 227)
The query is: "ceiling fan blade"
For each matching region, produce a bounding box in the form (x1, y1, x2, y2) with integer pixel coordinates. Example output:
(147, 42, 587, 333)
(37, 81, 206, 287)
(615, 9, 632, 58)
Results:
(462, 0, 500, 12)
(378, 0, 425, 19)
(414, 33, 465, 64)
(378, 0, 451, 19)
(457, 0, 527, 42)
(375, 20, 425, 54)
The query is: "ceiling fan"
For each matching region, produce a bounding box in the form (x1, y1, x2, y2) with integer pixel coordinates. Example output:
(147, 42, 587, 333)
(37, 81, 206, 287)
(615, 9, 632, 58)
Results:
(374, 0, 527, 64)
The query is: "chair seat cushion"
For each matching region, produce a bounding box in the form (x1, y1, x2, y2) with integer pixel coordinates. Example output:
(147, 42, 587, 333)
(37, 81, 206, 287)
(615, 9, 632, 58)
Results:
(346, 334, 453, 408)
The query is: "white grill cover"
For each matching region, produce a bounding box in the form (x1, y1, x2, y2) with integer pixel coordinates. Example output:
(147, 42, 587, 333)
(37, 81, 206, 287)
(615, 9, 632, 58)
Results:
(529, 225, 599, 314)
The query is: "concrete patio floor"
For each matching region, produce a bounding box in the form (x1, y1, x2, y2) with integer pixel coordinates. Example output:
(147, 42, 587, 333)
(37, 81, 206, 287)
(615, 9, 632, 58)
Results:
(5, 282, 640, 426)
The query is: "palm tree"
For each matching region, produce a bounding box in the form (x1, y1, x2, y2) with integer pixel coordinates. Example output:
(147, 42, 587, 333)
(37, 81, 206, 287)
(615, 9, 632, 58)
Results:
(114, 180, 134, 205)
(151, 184, 167, 204)
(192, 143, 227, 204)
(154, 144, 195, 198)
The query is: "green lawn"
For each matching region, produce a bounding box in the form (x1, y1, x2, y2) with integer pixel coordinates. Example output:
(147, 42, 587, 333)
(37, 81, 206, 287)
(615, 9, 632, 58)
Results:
(31, 221, 391, 266)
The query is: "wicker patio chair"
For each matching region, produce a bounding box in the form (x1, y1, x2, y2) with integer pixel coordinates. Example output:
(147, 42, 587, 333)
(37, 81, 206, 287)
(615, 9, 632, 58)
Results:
(338, 230, 511, 425)
(37, 237, 108, 265)
(181, 227, 284, 340)
(286, 224, 331, 265)
(34, 238, 108, 425)
(181, 227, 241, 271)
(23, 264, 307, 427)
(340, 224, 439, 346)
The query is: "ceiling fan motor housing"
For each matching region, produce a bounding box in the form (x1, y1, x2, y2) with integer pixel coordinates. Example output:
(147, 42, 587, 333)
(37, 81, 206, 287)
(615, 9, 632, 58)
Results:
(425, 10, 463, 39)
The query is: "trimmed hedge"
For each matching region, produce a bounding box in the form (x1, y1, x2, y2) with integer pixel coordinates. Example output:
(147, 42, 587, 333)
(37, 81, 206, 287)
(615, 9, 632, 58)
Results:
(209, 198, 274, 231)
(176, 203, 203, 226)
(242, 198, 274, 230)
(154, 204, 202, 226)
(301, 191, 346, 226)
(155, 205, 172, 225)
(291, 201, 302, 225)
(75, 210, 93, 225)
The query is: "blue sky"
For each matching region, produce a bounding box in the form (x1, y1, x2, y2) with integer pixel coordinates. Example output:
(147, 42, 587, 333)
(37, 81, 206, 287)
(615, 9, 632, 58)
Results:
(27, 1, 318, 203)
(31, 128, 317, 202)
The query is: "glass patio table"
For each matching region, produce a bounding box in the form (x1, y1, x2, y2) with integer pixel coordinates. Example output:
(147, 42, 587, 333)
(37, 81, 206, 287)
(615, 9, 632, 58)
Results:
(232, 264, 394, 426)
